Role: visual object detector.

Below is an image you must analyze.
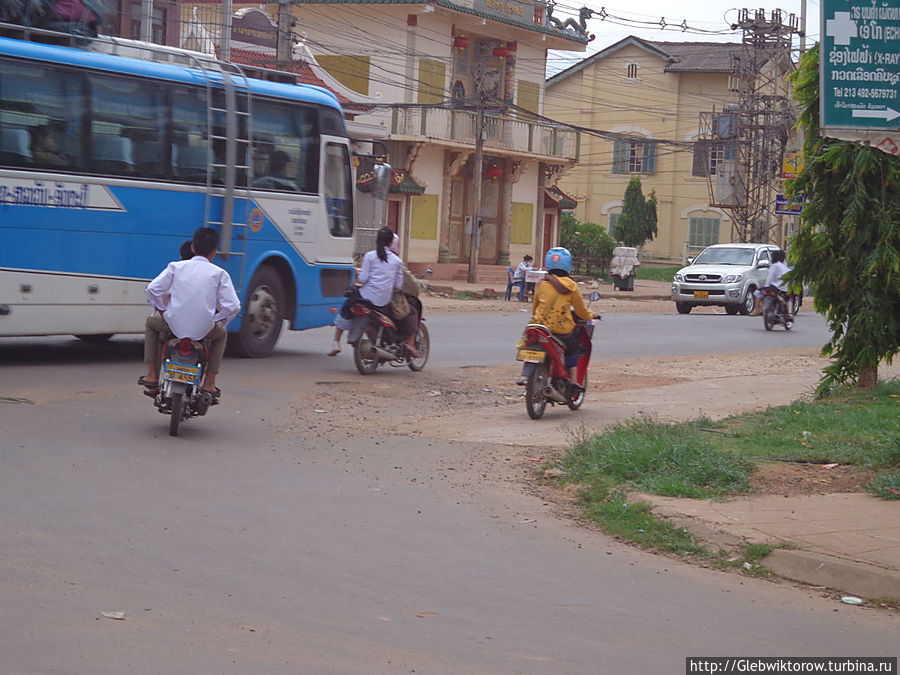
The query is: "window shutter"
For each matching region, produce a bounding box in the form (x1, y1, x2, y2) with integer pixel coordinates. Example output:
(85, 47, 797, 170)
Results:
(516, 81, 540, 115)
(612, 140, 626, 173)
(317, 55, 370, 95)
(692, 141, 709, 177)
(641, 141, 657, 174)
(417, 59, 445, 105)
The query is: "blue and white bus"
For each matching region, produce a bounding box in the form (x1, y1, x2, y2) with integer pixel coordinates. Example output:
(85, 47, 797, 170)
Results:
(0, 32, 356, 356)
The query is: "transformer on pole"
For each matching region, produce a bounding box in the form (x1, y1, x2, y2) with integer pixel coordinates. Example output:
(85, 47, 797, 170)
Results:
(699, 9, 800, 244)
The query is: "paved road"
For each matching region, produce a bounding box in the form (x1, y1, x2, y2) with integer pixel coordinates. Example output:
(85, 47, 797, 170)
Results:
(269, 308, 832, 368)
(2, 313, 895, 674)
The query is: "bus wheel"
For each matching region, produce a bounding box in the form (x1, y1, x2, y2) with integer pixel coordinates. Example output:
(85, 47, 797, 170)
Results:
(232, 266, 285, 358)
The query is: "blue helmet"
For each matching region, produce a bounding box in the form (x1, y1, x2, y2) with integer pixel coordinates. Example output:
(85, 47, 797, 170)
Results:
(544, 247, 572, 274)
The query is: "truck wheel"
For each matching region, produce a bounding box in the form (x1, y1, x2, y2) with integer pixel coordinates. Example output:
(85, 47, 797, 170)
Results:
(230, 266, 285, 358)
(739, 287, 756, 315)
(724, 305, 739, 315)
(675, 302, 692, 314)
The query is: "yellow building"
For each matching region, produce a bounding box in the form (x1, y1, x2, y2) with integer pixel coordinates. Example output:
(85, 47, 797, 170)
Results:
(545, 37, 747, 263)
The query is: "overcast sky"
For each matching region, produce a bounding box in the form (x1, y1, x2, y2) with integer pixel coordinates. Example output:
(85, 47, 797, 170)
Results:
(546, 0, 821, 76)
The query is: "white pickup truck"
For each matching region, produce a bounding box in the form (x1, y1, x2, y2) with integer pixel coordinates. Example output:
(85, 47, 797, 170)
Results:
(670, 243, 780, 315)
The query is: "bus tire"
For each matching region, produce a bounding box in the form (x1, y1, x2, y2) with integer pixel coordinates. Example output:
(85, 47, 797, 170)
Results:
(231, 265, 285, 358)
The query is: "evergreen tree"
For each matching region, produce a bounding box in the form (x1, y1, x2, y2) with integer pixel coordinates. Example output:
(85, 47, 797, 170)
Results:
(787, 44, 900, 393)
(613, 176, 657, 248)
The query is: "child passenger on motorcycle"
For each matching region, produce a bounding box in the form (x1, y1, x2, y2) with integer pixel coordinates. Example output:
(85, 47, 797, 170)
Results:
(530, 247, 597, 391)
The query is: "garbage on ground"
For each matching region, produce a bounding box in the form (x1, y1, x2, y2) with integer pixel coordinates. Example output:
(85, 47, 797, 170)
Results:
(100, 611, 126, 620)
(841, 596, 864, 605)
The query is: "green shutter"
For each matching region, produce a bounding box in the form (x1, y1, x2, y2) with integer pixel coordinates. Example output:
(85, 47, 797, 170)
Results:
(692, 142, 709, 177)
(642, 142, 657, 174)
(612, 140, 626, 174)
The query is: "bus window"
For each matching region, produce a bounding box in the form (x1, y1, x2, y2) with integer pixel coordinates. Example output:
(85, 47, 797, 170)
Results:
(171, 86, 218, 184)
(251, 100, 318, 193)
(323, 142, 353, 238)
(0, 59, 83, 170)
(89, 72, 163, 177)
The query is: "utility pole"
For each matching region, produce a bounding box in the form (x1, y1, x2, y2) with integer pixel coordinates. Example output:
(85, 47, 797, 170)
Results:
(140, 0, 153, 42)
(467, 91, 485, 283)
(219, 0, 233, 62)
(699, 8, 799, 244)
(276, 0, 293, 66)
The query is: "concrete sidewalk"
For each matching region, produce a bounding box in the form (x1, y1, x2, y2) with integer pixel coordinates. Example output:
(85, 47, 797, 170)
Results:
(643, 492, 900, 602)
(427, 277, 672, 302)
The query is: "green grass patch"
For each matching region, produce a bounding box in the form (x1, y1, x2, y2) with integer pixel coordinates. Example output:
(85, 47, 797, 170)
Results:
(559, 380, 900, 554)
(867, 472, 900, 500)
(634, 266, 680, 282)
(565, 417, 754, 499)
(580, 490, 704, 556)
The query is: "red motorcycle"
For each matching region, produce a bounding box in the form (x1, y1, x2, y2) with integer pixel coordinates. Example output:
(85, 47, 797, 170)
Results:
(346, 298, 429, 375)
(516, 315, 596, 420)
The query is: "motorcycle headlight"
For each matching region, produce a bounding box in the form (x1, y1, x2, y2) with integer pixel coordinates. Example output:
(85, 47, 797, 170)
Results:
(674, 273, 684, 283)
(724, 274, 743, 283)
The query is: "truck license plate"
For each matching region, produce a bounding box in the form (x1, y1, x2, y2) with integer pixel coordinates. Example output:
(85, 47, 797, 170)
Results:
(693, 290, 709, 299)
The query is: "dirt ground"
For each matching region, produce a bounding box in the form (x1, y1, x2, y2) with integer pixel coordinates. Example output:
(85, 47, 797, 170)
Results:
(286, 290, 897, 502)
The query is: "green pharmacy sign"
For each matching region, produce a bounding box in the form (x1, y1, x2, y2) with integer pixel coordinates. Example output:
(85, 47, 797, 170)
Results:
(820, 0, 900, 135)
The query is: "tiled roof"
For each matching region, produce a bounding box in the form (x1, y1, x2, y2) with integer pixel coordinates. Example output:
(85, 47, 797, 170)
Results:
(643, 40, 744, 73)
(357, 168, 426, 195)
(545, 185, 576, 210)
(295, 0, 588, 44)
(547, 35, 743, 85)
(223, 47, 374, 111)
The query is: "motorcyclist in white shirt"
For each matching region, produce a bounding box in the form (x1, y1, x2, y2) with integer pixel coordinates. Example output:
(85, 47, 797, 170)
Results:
(139, 227, 241, 399)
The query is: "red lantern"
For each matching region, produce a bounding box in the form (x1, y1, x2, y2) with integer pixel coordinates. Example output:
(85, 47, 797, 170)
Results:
(453, 36, 470, 50)
(485, 164, 503, 179)
(492, 45, 509, 58)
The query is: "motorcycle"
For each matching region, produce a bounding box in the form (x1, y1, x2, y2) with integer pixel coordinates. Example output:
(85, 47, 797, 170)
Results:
(761, 287, 793, 331)
(346, 295, 429, 375)
(147, 336, 215, 436)
(516, 296, 599, 420)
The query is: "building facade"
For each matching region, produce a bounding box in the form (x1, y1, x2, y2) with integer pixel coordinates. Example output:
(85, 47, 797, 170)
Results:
(545, 37, 751, 263)
(180, 0, 586, 276)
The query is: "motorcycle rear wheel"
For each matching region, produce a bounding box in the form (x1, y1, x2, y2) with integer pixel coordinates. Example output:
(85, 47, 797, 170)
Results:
(407, 323, 429, 372)
(353, 328, 379, 375)
(169, 392, 183, 436)
(567, 377, 586, 410)
(762, 299, 775, 331)
(525, 362, 549, 420)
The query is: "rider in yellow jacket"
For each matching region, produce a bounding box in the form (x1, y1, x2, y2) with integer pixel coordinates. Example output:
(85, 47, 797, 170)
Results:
(530, 247, 596, 388)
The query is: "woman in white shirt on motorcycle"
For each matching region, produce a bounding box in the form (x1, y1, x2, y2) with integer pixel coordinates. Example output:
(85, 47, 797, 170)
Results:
(328, 226, 405, 356)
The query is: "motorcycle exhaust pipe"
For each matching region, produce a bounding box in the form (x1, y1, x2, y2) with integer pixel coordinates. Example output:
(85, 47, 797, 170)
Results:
(542, 385, 568, 403)
(195, 391, 213, 416)
(371, 346, 396, 361)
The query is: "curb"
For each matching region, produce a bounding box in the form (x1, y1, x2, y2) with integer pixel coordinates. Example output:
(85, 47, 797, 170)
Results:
(763, 549, 900, 602)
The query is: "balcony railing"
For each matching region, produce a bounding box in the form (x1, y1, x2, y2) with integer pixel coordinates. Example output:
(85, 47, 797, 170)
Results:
(390, 107, 579, 162)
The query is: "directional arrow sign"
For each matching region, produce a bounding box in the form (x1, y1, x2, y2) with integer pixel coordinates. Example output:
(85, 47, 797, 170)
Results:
(821, 0, 900, 135)
(852, 108, 900, 121)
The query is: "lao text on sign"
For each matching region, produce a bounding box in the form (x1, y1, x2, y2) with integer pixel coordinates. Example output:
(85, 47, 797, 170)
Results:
(820, 0, 899, 150)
